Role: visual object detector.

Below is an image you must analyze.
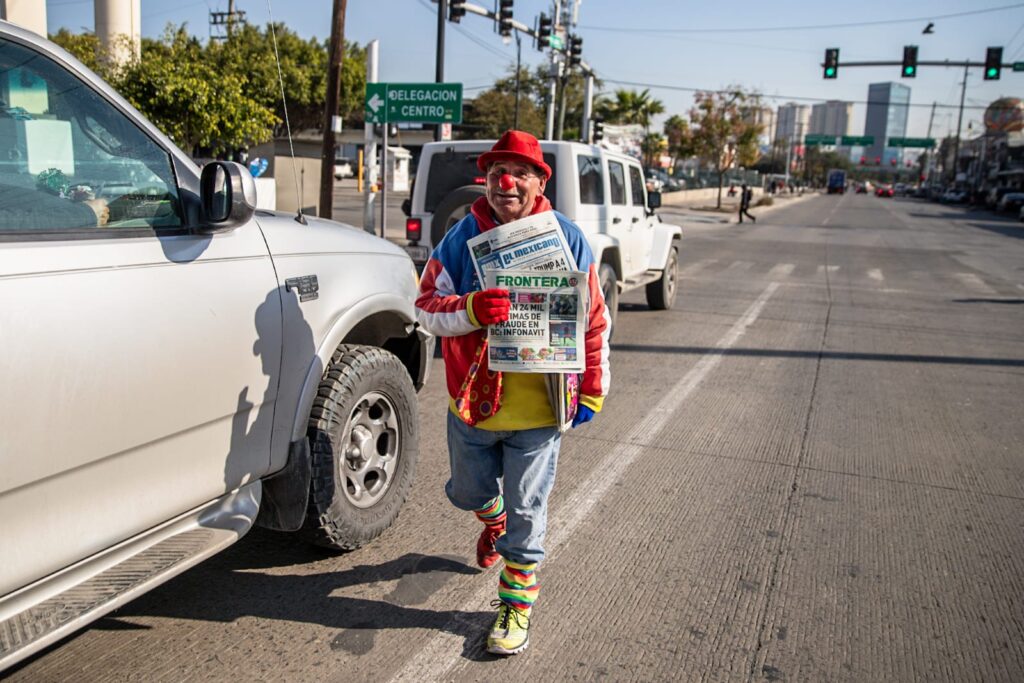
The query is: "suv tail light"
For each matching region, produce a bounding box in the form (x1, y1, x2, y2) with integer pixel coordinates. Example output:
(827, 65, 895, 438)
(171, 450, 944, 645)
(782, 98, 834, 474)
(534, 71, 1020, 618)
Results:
(406, 217, 422, 241)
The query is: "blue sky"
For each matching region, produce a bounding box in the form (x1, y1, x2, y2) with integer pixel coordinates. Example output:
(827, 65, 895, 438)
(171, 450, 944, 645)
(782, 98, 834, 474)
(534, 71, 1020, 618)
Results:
(44, 0, 1024, 140)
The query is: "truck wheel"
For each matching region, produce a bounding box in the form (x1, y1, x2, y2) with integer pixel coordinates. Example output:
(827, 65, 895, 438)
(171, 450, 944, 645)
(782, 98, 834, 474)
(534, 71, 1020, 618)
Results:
(599, 263, 619, 338)
(303, 345, 418, 550)
(431, 185, 486, 248)
(645, 244, 678, 310)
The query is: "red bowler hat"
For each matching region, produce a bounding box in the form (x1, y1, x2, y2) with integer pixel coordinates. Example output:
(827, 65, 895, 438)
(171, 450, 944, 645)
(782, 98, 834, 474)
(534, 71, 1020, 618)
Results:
(476, 130, 552, 180)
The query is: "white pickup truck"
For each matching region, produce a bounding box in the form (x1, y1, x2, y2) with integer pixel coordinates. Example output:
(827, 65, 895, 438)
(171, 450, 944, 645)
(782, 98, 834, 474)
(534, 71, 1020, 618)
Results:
(402, 140, 682, 329)
(0, 20, 431, 671)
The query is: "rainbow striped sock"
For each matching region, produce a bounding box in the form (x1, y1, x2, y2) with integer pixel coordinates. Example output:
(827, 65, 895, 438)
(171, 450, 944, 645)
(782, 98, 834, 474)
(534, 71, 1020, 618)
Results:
(474, 496, 506, 527)
(498, 560, 538, 613)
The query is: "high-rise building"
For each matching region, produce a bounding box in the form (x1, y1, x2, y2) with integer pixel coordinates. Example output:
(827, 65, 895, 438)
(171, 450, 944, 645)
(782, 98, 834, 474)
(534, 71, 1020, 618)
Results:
(809, 100, 853, 137)
(742, 106, 776, 146)
(864, 82, 911, 165)
(775, 103, 811, 144)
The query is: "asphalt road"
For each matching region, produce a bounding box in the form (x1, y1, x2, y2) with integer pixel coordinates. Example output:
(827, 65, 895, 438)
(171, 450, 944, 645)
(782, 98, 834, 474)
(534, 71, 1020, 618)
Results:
(9, 194, 1024, 682)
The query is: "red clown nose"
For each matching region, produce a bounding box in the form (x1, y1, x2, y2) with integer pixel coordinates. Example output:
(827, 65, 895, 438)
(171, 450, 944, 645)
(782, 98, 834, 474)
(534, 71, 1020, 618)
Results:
(499, 174, 516, 191)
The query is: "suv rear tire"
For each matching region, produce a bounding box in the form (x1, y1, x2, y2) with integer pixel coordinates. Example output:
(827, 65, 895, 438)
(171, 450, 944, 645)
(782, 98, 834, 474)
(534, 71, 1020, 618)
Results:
(303, 345, 418, 550)
(431, 185, 486, 247)
(599, 263, 619, 338)
(645, 244, 678, 310)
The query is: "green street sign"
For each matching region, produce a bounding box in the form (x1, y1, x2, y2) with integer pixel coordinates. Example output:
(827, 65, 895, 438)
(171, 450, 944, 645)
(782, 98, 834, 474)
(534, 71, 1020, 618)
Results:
(1013, 61, 1024, 72)
(364, 82, 463, 124)
(840, 135, 875, 146)
(888, 137, 935, 148)
(804, 134, 836, 145)
(549, 35, 564, 50)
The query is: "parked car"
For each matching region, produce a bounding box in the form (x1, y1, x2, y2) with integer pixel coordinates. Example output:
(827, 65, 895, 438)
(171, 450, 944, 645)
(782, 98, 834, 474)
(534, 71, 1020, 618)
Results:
(996, 192, 1024, 213)
(402, 139, 682, 334)
(986, 186, 1013, 209)
(855, 182, 868, 194)
(875, 184, 894, 198)
(646, 167, 682, 192)
(0, 20, 433, 672)
(940, 189, 968, 204)
(333, 155, 355, 180)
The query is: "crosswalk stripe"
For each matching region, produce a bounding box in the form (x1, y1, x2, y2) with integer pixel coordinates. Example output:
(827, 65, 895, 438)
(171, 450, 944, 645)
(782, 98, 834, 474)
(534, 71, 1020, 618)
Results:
(768, 263, 795, 278)
(868, 268, 884, 282)
(816, 265, 840, 274)
(726, 260, 754, 272)
(679, 258, 717, 275)
(953, 272, 998, 295)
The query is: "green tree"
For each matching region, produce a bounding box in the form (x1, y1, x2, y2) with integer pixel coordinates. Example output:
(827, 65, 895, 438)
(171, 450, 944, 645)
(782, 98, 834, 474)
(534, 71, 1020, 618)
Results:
(115, 27, 277, 156)
(50, 29, 106, 74)
(663, 114, 692, 171)
(598, 88, 664, 138)
(687, 88, 763, 207)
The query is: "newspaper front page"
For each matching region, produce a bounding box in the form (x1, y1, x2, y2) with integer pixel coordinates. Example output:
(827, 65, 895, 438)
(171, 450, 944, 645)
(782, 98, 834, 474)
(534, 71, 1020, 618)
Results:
(466, 210, 576, 280)
(483, 269, 588, 373)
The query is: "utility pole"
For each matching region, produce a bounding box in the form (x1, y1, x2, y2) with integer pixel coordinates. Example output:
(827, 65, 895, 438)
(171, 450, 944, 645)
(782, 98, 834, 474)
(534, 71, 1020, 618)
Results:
(319, 0, 347, 220)
(513, 32, 522, 130)
(952, 63, 968, 183)
(581, 73, 593, 142)
(924, 101, 936, 187)
(435, 0, 447, 141)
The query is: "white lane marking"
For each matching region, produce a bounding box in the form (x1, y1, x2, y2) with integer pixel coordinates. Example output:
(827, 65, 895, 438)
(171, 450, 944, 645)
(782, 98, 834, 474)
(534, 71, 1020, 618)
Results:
(953, 272, 998, 295)
(816, 265, 840, 274)
(768, 263, 795, 279)
(821, 199, 841, 225)
(679, 258, 718, 276)
(389, 283, 781, 683)
(726, 260, 754, 272)
(868, 268, 884, 282)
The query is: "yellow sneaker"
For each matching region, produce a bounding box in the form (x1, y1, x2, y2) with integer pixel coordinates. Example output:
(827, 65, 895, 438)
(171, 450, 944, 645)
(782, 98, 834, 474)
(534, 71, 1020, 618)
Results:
(486, 600, 530, 655)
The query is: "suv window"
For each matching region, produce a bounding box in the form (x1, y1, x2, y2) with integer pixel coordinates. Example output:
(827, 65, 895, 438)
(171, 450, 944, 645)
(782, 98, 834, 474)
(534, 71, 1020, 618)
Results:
(424, 149, 557, 212)
(628, 165, 645, 206)
(0, 37, 182, 236)
(608, 160, 626, 205)
(577, 154, 603, 205)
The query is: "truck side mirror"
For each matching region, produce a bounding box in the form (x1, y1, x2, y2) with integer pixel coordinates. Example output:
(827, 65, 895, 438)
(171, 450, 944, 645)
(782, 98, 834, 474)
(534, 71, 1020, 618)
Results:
(647, 190, 662, 212)
(198, 161, 256, 233)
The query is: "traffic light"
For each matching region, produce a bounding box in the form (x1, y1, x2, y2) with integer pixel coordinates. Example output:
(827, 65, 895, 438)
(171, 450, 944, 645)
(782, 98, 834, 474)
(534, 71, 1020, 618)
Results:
(448, 1, 466, 22)
(823, 48, 839, 79)
(568, 34, 583, 67)
(985, 46, 1003, 80)
(498, 0, 513, 37)
(859, 156, 865, 165)
(592, 117, 604, 143)
(901, 45, 918, 78)
(536, 12, 552, 50)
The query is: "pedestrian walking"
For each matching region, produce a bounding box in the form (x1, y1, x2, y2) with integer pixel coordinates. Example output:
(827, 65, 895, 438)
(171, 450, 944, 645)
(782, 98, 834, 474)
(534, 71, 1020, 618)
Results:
(738, 183, 756, 223)
(415, 130, 611, 656)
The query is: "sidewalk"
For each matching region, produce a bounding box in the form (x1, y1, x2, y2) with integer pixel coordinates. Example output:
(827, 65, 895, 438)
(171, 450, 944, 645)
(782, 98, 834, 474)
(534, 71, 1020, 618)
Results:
(659, 187, 818, 224)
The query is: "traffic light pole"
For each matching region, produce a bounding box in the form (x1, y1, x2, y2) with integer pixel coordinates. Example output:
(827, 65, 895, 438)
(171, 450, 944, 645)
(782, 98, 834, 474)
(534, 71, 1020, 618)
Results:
(435, 0, 447, 141)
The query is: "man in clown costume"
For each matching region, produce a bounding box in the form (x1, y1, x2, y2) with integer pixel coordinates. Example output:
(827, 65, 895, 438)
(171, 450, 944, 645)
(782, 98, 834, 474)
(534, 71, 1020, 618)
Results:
(415, 130, 611, 655)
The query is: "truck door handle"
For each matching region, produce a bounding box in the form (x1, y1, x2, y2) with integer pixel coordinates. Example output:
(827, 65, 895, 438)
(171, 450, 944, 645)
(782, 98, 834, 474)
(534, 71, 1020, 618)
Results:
(612, 217, 622, 224)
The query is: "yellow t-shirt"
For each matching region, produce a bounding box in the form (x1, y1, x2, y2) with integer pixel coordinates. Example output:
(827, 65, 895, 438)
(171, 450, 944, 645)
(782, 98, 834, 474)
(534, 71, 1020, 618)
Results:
(449, 372, 556, 430)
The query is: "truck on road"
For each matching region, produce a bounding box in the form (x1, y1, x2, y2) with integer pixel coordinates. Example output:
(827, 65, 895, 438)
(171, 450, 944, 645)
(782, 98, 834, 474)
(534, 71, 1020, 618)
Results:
(827, 168, 847, 194)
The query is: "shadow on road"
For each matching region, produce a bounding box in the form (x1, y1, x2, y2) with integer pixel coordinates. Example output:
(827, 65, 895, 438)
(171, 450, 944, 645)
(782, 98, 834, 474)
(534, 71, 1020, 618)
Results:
(100, 549, 495, 661)
(609, 343, 1024, 368)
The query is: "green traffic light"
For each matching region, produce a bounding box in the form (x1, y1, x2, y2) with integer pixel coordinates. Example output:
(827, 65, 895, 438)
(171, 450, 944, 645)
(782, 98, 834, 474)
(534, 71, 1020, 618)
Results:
(826, 67, 835, 76)
(987, 67, 998, 77)
(904, 66, 915, 76)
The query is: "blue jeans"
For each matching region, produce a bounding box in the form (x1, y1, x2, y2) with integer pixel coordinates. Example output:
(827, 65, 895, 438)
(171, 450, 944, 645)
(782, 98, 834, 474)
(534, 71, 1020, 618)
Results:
(445, 411, 561, 565)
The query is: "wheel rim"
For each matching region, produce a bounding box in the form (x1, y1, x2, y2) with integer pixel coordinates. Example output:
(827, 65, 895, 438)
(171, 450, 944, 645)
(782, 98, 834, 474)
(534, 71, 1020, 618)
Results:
(340, 391, 400, 509)
(666, 250, 678, 303)
(445, 204, 472, 231)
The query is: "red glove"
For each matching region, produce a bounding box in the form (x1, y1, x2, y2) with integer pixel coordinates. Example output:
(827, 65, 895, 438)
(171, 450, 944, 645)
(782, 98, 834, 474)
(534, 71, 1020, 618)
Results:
(470, 288, 511, 326)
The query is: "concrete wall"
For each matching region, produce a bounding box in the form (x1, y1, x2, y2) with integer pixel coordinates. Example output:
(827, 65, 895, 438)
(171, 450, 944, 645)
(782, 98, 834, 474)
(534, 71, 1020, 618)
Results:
(1, 0, 47, 36)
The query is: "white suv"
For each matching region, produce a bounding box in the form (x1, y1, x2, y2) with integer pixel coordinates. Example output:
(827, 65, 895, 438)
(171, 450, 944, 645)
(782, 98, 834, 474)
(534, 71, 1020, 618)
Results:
(402, 140, 682, 328)
(0, 21, 432, 670)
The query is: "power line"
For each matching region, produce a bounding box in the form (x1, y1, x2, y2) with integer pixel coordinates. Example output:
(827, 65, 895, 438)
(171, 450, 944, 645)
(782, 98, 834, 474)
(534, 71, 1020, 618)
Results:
(602, 78, 994, 111)
(580, 3, 1024, 35)
(414, 0, 510, 61)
